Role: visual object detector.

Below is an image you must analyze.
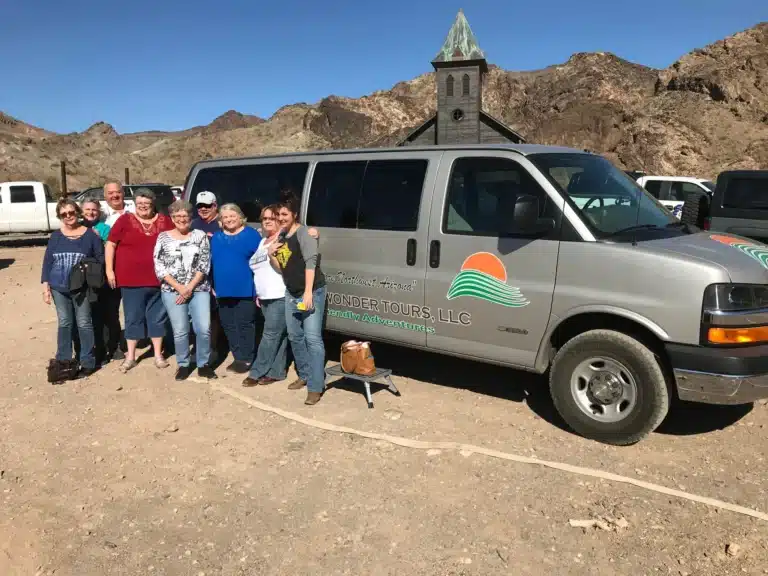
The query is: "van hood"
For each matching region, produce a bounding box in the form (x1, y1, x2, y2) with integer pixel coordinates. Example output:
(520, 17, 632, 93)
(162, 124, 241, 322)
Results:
(644, 232, 768, 284)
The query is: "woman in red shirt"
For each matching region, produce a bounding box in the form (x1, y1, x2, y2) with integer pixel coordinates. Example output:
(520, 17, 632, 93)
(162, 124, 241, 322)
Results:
(105, 188, 174, 373)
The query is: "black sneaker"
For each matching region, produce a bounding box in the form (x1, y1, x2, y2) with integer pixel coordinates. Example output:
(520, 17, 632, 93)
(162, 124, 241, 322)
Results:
(231, 361, 251, 374)
(79, 365, 98, 378)
(175, 366, 192, 381)
(225, 361, 238, 372)
(198, 365, 218, 380)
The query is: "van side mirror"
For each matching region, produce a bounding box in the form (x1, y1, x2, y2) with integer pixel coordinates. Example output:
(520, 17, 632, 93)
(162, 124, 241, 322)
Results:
(512, 194, 556, 235)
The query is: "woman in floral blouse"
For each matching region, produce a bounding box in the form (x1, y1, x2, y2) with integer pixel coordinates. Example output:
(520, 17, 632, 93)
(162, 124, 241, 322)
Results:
(153, 200, 214, 381)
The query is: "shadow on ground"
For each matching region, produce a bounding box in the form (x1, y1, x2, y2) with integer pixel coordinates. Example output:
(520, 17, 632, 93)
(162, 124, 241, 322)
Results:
(0, 235, 49, 249)
(0, 258, 15, 271)
(323, 334, 753, 439)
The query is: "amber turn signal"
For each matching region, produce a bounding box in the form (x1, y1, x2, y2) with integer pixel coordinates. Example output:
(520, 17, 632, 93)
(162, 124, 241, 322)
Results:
(708, 326, 768, 345)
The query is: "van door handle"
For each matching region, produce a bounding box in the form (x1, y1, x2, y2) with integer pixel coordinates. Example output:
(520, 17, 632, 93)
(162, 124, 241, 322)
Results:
(429, 240, 440, 268)
(406, 238, 416, 266)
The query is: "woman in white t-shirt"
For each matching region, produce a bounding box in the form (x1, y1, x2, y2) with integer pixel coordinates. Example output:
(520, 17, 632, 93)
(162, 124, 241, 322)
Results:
(242, 204, 291, 386)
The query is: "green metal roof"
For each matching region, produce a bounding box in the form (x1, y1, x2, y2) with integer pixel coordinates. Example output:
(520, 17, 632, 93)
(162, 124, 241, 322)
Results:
(432, 9, 486, 64)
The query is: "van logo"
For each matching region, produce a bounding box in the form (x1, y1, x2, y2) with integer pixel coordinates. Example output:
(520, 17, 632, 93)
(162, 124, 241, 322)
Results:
(447, 252, 530, 308)
(710, 234, 768, 269)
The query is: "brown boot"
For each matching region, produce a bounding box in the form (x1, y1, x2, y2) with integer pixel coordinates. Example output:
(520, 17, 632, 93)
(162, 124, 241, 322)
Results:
(288, 378, 306, 390)
(242, 376, 260, 388)
(304, 391, 323, 405)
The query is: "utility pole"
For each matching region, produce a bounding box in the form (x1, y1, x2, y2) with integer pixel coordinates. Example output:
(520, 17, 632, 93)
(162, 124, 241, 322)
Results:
(124, 167, 130, 185)
(60, 160, 67, 195)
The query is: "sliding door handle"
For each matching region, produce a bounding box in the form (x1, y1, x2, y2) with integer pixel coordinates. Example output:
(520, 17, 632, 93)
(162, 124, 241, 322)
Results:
(429, 240, 441, 268)
(406, 238, 416, 266)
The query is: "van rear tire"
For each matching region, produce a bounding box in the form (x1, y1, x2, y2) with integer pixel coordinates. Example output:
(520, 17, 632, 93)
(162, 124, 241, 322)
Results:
(549, 329, 669, 446)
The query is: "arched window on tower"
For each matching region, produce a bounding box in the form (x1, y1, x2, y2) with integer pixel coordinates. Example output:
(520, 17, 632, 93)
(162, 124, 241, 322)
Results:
(446, 74, 454, 97)
(462, 74, 470, 96)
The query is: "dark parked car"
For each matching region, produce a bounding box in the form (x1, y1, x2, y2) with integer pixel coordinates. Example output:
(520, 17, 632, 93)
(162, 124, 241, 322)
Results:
(74, 183, 176, 215)
(680, 170, 768, 241)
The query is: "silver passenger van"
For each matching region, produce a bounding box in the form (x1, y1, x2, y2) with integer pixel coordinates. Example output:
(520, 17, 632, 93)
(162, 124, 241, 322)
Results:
(183, 144, 768, 446)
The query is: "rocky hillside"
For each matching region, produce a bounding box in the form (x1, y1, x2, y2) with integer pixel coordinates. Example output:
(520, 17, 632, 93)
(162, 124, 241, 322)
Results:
(1, 22, 766, 191)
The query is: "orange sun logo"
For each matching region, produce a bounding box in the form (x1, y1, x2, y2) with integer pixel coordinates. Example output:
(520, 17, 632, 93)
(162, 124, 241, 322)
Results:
(460, 252, 507, 282)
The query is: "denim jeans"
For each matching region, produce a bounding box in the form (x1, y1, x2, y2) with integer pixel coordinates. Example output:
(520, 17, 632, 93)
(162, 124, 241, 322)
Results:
(161, 291, 211, 368)
(218, 298, 256, 364)
(52, 289, 96, 369)
(121, 286, 168, 340)
(248, 297, 288, 380)
(285, 285, 326, 393)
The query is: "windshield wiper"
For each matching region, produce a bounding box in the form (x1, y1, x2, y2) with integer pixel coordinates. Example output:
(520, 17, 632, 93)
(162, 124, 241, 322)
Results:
(602, 224, 661, 238)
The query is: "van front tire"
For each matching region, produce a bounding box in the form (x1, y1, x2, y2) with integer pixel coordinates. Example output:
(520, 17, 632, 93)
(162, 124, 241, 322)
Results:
(549, 329, 670, 446)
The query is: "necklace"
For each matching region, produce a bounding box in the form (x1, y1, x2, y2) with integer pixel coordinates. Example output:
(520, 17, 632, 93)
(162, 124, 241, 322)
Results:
(136, 215, 156, 235)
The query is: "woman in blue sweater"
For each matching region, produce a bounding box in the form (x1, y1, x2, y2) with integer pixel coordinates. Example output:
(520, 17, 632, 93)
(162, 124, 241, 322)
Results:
(210, 204, 262, 373)
(41, 199, 105, 378)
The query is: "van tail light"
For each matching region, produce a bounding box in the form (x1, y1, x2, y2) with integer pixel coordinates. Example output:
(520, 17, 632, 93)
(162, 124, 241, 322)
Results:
(703, 217, 711, 230)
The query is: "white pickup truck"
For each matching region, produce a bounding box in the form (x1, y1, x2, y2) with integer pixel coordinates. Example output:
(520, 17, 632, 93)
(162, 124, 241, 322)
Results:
(0, 181, 60, 234)
(635, 175, 714, 218)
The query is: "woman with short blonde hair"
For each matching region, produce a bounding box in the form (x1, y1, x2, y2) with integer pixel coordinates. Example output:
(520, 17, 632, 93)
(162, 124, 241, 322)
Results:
(209, 203, 262, 373)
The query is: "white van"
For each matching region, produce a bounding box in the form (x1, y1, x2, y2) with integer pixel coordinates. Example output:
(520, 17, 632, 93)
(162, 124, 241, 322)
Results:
(183, 145, 768, 446)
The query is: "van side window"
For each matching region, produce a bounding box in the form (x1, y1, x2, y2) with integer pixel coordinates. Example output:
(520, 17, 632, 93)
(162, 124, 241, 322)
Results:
(443, 157, 556, 237)
(358, 160, 426, 231)
(668, 182, 702, 202)
(306, 161, 366, 228)
(9, 186, 36, 203)
(189, 162, 309, 222)
(306, 159, 428, 231)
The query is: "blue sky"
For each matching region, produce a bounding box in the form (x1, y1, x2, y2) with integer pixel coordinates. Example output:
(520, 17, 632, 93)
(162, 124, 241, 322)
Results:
(1, 0, 765, 134)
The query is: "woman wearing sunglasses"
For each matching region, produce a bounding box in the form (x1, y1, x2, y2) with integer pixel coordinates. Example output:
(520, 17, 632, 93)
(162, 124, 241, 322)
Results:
(41, 198, 105, 380)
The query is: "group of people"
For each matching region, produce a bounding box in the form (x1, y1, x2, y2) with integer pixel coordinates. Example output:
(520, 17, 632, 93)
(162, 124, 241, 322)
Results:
(41, 180, 328, 405)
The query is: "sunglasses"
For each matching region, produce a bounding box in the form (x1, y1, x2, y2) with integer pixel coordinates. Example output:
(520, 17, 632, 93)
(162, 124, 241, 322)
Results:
(197, 203, 214, 209)
(59, 210, 77, 218)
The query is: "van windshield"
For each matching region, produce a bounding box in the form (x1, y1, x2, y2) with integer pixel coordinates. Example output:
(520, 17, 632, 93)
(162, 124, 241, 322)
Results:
(528, 152, 680, 239)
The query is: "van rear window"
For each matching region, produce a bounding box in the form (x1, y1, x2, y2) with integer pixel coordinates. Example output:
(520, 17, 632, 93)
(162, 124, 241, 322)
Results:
(722, 177, 768, 210)
(189, 162, 309, 222)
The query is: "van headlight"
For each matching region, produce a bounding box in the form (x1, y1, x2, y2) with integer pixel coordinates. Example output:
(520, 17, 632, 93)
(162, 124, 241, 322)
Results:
(703, 283, 768, 345)
(703, 283, 768, 312)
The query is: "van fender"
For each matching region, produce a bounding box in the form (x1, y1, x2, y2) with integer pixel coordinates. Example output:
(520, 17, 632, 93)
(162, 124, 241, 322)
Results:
(534, 305, 671, 373)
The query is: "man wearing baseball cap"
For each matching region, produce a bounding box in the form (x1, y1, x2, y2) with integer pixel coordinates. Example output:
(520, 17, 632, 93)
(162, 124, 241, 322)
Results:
(191, 191, 220, 236)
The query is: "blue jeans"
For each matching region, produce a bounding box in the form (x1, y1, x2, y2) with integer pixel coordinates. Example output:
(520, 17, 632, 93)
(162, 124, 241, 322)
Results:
(285, 285, 326, 393)
(52, 289, 95, 369)
(218, 298, 257, 364)
(121, 287, 168, 340)
(161, 291, 211, 368)
(248, 297, 288, 380)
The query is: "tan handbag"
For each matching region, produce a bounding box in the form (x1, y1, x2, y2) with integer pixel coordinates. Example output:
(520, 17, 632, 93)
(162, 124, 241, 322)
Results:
(340, 340, 361, 374)
(355, 342, 376, 376)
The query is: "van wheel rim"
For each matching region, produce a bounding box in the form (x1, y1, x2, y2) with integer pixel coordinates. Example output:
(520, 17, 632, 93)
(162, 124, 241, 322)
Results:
(570, 357, 638, 423)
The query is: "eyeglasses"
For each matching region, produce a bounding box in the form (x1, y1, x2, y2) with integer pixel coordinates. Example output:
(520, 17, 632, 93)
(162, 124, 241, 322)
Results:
(262, 216, 276, 221)
(59, 210, 77, 218)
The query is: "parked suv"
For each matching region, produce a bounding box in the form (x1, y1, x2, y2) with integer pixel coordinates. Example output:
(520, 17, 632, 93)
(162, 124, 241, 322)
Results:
(74, 183, 176, 214)
(697, 170, 768, 242)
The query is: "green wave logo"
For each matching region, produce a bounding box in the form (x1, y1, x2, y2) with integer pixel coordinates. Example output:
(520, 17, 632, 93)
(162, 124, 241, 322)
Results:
(710, 234, 768, 269)
(447, 269, 530, 308)
(733, 243, 768, 269)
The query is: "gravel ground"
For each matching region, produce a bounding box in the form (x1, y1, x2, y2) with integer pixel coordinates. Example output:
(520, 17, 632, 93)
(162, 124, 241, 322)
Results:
(1, 246, 767, 576)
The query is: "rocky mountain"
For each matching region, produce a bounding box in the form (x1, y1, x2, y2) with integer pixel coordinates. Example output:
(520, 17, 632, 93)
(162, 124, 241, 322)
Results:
(0, 22, 766, 192)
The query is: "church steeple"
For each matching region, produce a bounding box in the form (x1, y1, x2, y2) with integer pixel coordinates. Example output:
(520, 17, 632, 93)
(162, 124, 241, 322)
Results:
(431, 9, 488, 73)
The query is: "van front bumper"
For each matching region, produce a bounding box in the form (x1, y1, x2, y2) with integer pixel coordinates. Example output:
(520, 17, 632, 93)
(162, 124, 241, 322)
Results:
(666, 343, 768, 405)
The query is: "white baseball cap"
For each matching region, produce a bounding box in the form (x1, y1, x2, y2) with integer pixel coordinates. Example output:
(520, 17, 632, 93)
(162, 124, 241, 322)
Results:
(195, 191, 216, 206)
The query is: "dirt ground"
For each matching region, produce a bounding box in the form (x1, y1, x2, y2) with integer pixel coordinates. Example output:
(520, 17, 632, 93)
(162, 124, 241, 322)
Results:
(2, 244, 768, 576)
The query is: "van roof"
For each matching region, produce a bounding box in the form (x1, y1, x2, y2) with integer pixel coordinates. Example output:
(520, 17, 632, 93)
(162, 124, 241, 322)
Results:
(190, 143, 590, 168)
